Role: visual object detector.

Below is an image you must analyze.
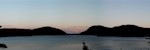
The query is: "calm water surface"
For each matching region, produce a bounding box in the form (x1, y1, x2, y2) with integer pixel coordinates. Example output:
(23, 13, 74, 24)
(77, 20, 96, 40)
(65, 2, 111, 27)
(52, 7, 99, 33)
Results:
(0, 35, 149, 50)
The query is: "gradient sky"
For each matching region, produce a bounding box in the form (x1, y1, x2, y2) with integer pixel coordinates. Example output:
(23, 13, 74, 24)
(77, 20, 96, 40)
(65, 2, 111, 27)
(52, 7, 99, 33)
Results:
(0, 0, 150, 33)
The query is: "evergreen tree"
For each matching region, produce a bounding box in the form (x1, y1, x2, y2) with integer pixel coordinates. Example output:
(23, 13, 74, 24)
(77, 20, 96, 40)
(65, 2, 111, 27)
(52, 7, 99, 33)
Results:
(82, 42, 89, 50)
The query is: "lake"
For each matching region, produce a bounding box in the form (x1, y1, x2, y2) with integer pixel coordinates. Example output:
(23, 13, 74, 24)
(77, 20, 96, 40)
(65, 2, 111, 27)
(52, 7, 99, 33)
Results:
(0, 35, 149, 50)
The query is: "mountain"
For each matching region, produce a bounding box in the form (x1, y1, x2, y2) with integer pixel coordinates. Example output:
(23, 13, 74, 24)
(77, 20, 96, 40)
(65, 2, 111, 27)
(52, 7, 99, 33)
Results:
(1, 25, 150, 37)
(0, 26, 67, 37)
(32, 26, 66, 35)
(80, 25, 150, 37)
(0, 28, 32, 37)
(80, 25, 110, 35)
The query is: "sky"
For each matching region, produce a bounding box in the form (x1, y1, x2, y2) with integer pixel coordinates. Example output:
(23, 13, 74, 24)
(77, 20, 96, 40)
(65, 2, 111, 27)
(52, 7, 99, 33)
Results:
(0, 0, 150, 33)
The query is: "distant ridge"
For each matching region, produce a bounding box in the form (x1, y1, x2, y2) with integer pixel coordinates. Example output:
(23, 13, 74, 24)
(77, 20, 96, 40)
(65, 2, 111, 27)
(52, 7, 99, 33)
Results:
(33, 26, 66, 35)
(80, 25, 150, 37)
(0, 25, 150, 37)
(80, 25, 109, 35)
(0, 26, 67, 37)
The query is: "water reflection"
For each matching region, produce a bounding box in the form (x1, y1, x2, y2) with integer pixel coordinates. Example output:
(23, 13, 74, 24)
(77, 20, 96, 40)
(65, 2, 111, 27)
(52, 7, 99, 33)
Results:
(0, 35, 149, 50)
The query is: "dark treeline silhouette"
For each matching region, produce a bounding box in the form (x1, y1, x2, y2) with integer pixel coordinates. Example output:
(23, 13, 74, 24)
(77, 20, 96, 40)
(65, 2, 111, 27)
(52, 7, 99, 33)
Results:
(80, 25, 150, 37)
(82, 42, 89, 50)
(1, 24, 150, 37)
(33, 26, 66, 35)
(0, 26, 67, 37)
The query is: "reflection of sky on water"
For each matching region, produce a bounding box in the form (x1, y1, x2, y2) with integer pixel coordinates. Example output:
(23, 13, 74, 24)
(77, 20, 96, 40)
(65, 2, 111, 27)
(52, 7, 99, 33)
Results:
(0, 35, 149, 50)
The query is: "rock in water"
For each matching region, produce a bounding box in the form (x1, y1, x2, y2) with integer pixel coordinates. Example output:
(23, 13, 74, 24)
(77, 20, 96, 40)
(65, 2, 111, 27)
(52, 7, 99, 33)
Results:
(0, 43, 7, 48)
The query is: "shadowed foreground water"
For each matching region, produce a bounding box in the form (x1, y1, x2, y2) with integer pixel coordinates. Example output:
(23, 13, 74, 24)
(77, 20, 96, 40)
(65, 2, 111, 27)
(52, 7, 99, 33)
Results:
(0, 35, 149, 50)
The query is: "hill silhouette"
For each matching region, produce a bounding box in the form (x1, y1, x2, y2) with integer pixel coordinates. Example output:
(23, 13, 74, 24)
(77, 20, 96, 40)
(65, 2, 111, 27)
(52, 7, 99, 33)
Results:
(0, 28, 32, 37)
(80, 25, 110, 35)
(0, 26, 67, 37)
(1, 25, 150, 37)
(32, 26, 66, 35)
(80, 25, 150, 37)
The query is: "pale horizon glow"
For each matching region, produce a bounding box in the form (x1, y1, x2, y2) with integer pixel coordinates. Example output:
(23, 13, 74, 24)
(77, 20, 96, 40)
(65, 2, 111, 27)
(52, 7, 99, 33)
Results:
(0, 0, 150, 33)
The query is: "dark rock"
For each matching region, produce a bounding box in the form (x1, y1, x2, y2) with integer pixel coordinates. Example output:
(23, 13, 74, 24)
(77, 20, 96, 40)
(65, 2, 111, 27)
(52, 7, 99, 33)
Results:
(0, 43, 7, 48)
